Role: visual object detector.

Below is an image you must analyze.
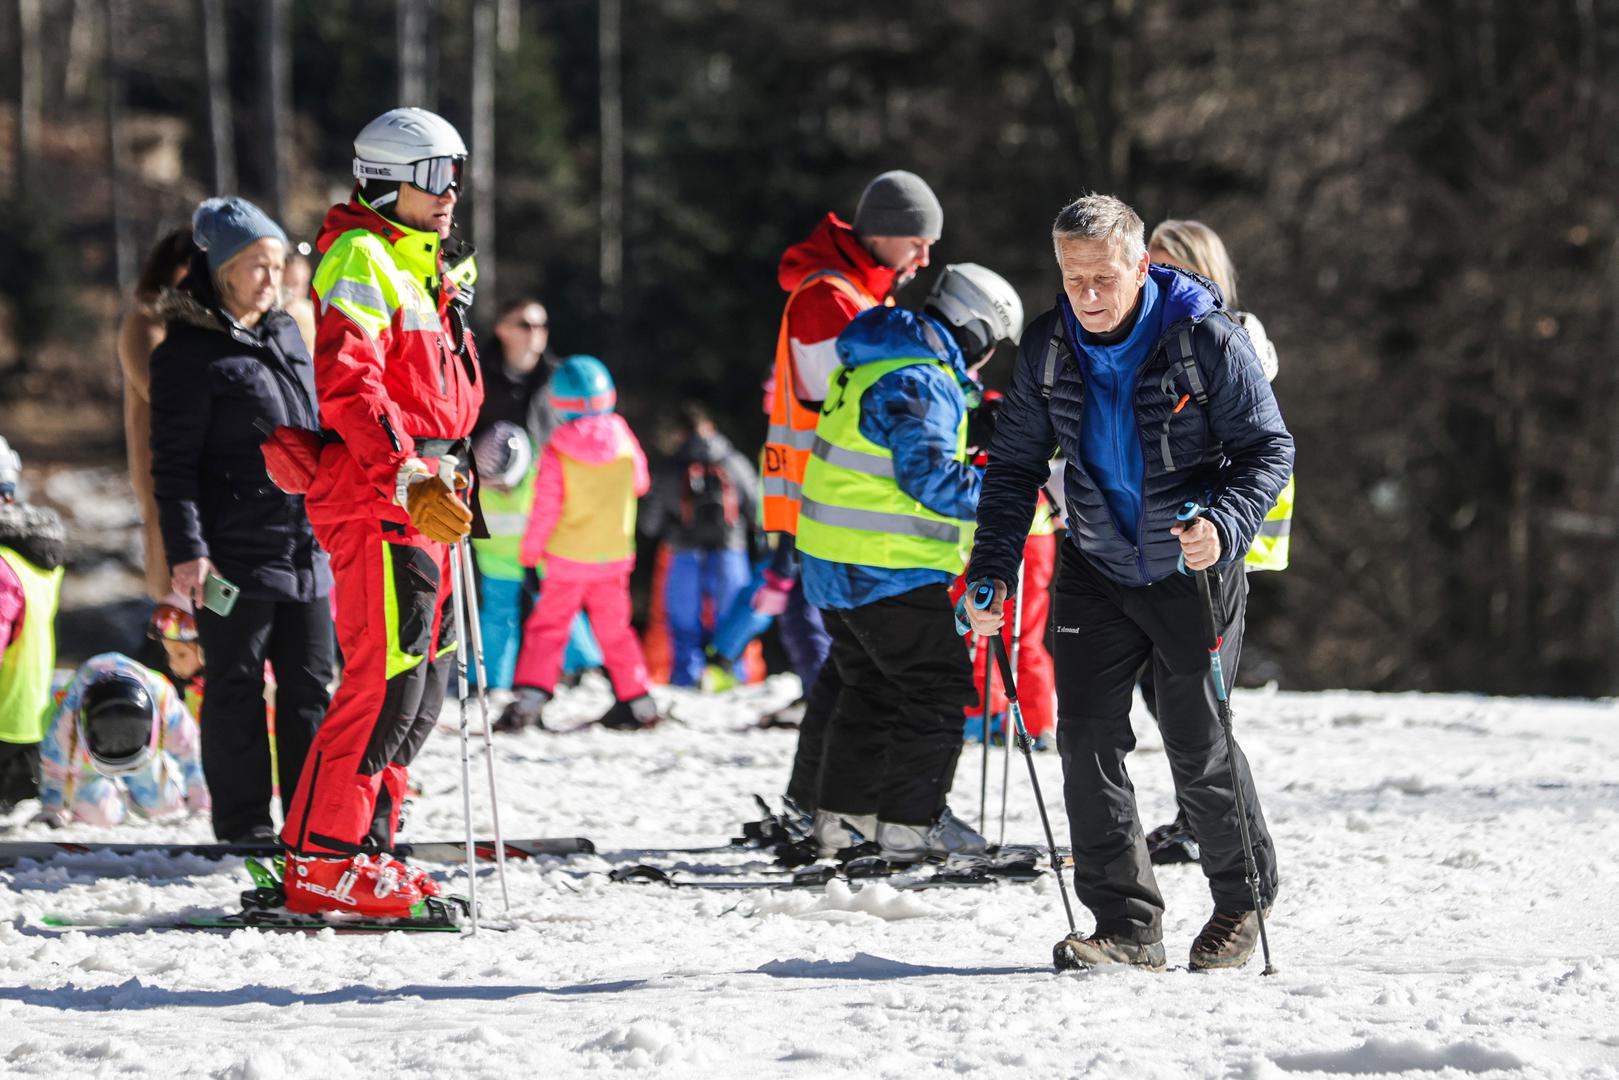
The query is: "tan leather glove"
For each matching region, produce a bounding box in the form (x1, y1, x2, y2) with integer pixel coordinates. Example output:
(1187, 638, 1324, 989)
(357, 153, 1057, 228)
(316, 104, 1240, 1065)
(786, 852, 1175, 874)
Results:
(403, 472, 473, 544)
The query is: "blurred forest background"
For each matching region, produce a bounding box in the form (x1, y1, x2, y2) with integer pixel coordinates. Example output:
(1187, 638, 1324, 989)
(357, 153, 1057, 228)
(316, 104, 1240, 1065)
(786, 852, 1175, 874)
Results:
(1, 0, 1617, 696)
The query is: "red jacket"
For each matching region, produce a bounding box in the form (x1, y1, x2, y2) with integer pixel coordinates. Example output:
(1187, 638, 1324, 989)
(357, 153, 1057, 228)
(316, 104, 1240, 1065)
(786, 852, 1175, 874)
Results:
(305, 195, 483, 530)
(774, 213, 897, 403)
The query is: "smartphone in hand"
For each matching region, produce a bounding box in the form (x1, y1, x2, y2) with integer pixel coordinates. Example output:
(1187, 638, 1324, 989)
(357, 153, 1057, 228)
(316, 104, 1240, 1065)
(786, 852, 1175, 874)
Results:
(202, 572, 241, 617)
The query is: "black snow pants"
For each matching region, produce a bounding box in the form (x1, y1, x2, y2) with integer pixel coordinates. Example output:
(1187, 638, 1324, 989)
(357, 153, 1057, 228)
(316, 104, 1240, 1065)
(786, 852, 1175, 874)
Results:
(196, 596, 336, 841)
(814, 584, 978, 825)
(1053, 543, 1278, 944)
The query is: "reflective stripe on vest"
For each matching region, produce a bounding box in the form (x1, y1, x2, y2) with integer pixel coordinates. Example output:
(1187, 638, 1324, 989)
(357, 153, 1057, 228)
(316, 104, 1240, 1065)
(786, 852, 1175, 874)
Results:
(1245, 473, 1294, 572)
(760, 270, 878, 534)
(795, 357, 974, 574)
(470, 462, 538, 582)
(0, 548, 64, 744)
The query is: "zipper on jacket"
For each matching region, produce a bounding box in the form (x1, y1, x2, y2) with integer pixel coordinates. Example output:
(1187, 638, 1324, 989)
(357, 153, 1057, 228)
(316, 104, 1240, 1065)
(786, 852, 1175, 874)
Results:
(379, 414, 403, 454)
(437, 337, 449, 396)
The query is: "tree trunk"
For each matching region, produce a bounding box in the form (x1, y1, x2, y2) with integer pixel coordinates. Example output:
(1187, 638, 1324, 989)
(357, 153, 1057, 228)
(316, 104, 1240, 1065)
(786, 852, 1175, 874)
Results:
(398, 0, 430, 108)
(599, 0, 624, 320)
(16, 0, 42, 191)
(470, 0, 496, 305)
(198, 0, 236, 193)
(260, 0, 292, 223)
(104, 0, 133, 293)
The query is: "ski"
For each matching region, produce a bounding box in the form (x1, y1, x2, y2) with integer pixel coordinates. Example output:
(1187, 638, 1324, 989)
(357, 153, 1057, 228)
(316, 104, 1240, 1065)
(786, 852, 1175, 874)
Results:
(40, 911, 475, 934)
(0, 836, 594, 870)
(608, 848, 1046, 892)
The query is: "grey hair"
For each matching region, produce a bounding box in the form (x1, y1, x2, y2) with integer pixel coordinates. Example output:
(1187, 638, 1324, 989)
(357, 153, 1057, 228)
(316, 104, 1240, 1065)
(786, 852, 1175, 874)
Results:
(1052, 194, 1146, 265)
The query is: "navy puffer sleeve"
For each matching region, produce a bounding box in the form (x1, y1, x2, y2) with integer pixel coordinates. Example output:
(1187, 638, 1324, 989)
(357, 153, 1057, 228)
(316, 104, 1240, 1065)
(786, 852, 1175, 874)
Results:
(1196, 314, 1294, 566)
(968, 311, 1060, 590)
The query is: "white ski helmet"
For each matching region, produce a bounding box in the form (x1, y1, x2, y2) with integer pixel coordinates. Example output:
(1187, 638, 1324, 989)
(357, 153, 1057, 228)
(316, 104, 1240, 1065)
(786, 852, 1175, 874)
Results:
(473, 421, 534, 491)
(353, 107, 468, 196)
(925, 263, 1025, 359)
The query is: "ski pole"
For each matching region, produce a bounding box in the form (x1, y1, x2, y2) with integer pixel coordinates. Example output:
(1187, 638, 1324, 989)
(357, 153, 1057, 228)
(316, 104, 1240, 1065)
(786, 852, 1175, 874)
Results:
(1177, 501, 1275, 975)
(440, 456, 479, 935)
(458, 539, 510, 910)
(998, 562, 1026, 847)
(973, 582, 1076, 936)
(978, 634, 992, 833)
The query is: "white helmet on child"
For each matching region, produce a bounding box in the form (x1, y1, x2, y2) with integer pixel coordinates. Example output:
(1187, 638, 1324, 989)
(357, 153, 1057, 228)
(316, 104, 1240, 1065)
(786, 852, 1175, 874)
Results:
(473, 422, 534, 492)
(924, 263, 1025, 358)
(353, 108, 467, 197)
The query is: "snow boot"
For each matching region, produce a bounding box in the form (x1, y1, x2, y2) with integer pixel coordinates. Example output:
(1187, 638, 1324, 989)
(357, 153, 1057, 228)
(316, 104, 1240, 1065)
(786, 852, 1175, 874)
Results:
(598, 694, 660, 731)
(876, 806, 988, 863)
(1053, 932, 1167, 972)
(495, 687, 550, 732)
(812, 809, 877, 858)
(1145, 810, 1200, 864)
(1188, 906, 1271, 971)
(282, 852, 425, 919)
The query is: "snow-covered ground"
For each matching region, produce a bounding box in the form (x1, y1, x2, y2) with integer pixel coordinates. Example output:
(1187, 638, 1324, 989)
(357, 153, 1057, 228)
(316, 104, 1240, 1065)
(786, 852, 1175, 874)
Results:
(2, 675, 1617, 1079)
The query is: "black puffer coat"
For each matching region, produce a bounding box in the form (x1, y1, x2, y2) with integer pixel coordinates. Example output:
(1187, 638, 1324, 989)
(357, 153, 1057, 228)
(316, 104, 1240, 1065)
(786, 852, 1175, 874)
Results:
(971, 266, 1293, 589)
(149, 270, 331, 602)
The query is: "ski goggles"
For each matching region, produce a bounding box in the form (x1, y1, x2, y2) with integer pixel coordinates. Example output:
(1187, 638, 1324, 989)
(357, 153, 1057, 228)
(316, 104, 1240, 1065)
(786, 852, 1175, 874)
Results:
(147, 604, 198, 643)
(353, 155, 464, 197)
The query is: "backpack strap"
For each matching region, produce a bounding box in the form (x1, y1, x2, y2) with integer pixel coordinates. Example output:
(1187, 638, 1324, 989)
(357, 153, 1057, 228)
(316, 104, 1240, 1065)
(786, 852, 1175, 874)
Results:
(1156, 323, 1214, 473)
(1039, 332, 1071, 400)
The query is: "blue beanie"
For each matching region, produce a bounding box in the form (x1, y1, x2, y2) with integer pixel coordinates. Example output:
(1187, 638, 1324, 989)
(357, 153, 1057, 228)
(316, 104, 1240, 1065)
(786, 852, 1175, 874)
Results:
(191, 197, 288, 272)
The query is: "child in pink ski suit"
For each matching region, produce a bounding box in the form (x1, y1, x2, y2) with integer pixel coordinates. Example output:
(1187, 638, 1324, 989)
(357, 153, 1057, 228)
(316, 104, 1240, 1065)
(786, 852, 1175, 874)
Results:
(506, 355, 658, 730)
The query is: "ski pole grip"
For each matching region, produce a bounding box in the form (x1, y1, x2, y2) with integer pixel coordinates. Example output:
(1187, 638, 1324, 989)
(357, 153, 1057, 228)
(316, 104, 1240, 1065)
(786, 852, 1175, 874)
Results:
(1176, 501, 1208, 576)
(1178, 502, 1223, 650)
(437, 454, 459, 486)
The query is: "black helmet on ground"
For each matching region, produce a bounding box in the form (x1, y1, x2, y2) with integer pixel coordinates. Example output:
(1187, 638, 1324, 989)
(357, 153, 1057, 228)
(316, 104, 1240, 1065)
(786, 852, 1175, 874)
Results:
(79, 673, 157, 775)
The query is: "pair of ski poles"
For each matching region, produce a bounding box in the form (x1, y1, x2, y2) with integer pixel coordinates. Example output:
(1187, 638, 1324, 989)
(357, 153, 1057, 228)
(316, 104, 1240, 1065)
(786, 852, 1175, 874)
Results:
(977, 568, 1025, 846)
(440, 457, 510, 935)
(970, 505, 1276, 975)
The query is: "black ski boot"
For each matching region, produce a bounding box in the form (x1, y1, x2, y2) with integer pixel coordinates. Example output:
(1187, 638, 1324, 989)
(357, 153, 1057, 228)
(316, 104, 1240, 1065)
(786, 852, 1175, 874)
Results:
(495, 688, 550, 732)
(598, 694, 660, 731)
(1053, 932, 1167, 972)
(1145, 810, 1200, 865)
(1189, 906, 1271, 971)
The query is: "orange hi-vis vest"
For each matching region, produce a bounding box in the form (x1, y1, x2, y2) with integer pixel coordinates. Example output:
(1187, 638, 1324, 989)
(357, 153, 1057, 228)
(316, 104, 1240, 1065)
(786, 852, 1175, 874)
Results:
(761, 270, 880, 534)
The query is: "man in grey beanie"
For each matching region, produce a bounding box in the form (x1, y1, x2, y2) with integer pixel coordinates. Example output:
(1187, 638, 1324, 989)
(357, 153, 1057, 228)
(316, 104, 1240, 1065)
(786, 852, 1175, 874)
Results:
(752, 167, 945, 834)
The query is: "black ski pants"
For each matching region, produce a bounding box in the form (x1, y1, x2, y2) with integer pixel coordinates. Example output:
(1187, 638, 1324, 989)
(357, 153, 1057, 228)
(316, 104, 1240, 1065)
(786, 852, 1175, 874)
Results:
(815, 584, 977, 825)
(196, 596, 336, 841)
(784, 655, 841, 811)
(1053, 544, 1278, 944)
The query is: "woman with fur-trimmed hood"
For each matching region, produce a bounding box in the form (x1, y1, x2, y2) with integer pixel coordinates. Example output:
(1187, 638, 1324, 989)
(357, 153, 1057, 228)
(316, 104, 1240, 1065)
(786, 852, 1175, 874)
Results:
(149, 197, 335, 844)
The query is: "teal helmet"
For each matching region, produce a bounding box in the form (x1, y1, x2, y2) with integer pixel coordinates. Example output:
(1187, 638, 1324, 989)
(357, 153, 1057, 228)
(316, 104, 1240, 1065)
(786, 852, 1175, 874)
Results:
(549, 355, 617, 420)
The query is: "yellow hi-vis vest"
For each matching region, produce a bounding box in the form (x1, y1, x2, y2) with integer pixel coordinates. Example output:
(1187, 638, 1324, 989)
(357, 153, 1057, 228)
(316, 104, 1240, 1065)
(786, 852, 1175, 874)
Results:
(796, 358, 975, 573)
(1245, 472, 1294, 572)
(0, 547, 63, 744)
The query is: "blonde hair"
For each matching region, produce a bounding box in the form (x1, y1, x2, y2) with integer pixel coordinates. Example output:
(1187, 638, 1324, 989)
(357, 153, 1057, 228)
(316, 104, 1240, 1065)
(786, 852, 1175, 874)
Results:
(1148, 219, 1239, 308)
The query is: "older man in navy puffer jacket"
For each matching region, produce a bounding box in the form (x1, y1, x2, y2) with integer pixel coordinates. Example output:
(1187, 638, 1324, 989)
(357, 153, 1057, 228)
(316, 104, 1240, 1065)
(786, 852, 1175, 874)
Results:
(963, 194, 1293, 974)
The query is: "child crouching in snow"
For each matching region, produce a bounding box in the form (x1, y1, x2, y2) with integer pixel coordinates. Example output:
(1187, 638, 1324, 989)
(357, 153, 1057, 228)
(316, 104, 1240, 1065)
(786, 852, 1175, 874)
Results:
(34, 606, 209, 827)
(499, 356, 660, 732)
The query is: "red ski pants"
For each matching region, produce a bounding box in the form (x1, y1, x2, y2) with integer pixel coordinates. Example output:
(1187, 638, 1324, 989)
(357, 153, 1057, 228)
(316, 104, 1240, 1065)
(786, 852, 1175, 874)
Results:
(282, 519, 456, 855)
(513, 564, 649, 701)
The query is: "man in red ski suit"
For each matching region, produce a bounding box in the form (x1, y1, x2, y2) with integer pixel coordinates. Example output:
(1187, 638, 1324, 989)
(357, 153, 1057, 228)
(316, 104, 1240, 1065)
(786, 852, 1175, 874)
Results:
(277, 108, 482, 917)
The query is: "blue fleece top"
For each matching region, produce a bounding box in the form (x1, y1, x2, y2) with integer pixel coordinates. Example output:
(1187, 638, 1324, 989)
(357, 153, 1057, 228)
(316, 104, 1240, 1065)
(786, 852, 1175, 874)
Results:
(801, 307, 980, 611)
(1061, 272, 1164, 544)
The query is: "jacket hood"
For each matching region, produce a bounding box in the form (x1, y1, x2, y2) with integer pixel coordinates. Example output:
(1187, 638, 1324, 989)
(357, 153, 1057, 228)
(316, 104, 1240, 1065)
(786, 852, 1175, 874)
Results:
(1151, 263, 1222, 327)
(0, 501, 66, 571)
(678, 431, 735, 466)
(836, 306, 966, 376)
(551, 412, 635, 465)
(777, 213, 896, 301)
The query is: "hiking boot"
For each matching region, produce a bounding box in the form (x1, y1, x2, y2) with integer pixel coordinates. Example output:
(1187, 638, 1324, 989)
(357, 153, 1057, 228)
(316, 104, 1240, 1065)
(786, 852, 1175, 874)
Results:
(1189, 906, 1271, 971)
(812, 809, 877, 857)
(876, 806, 988, 863)
(494, 687, 550, 732)
(1053, 932, 1167, 972)
(598, 693, 660, 731)
(1146, 811, 1200, 865)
